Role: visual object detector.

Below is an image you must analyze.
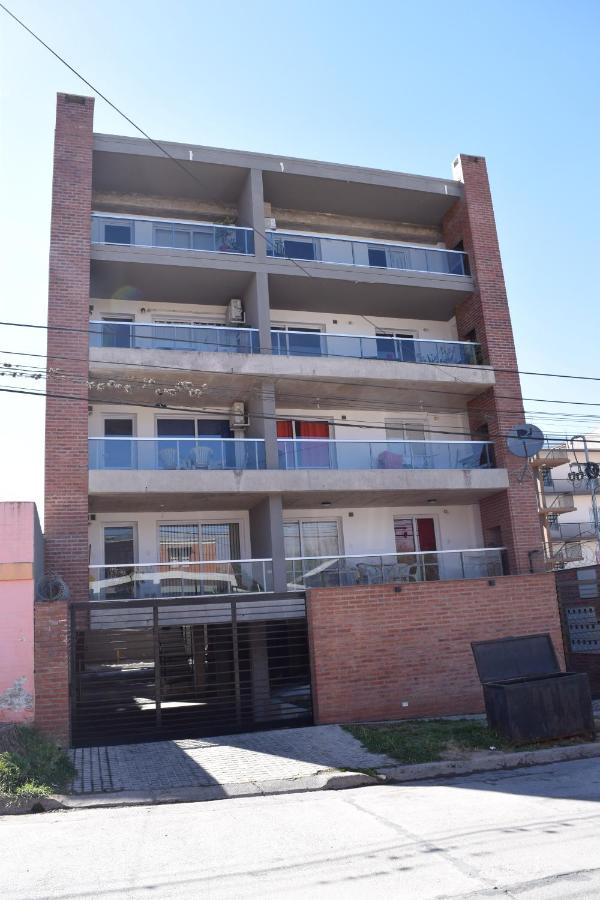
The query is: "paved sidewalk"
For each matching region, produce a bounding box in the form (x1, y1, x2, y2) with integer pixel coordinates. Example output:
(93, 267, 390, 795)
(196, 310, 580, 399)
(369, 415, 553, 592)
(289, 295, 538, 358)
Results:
(69, 725, 395, 795)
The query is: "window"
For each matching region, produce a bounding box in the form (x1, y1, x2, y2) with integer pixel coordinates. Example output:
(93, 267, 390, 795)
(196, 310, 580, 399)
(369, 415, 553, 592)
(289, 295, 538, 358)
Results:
(103, 418, 134, 468)
(385, 421, 428, 468)
(272, 325, 323, 357)
(375, 332, 416, 362)
(277, 420, 332, 469)
(103, 525, 135, 599)
(368, 248, 387, 268)
(158, 522, 241, 595)
(284, 520, 341, 559)
(156, 419, 234, 469)
(104, 223, 132, 245)
(101, 317, 133, 349)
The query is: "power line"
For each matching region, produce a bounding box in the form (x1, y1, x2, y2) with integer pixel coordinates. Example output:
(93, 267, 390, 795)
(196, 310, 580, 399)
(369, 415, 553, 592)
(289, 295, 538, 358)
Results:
(4, 380, 600, 445)
(5, 347, 600, 433)
(0, 2, 316, 280)
(3, 316, 600, 386)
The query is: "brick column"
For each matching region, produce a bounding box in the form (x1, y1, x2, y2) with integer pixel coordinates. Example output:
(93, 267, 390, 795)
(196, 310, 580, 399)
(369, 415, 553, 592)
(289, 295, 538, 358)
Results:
(443, 154, 543, 575)
(44, 94, 94, 602)
(34, 600, 70, 745)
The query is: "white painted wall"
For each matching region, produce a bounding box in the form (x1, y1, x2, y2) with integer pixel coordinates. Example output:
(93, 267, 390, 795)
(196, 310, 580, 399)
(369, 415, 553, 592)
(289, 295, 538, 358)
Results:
(283, 503, 483, 557)
(90, 297, 460, 345)
(89, 509, 252, 567)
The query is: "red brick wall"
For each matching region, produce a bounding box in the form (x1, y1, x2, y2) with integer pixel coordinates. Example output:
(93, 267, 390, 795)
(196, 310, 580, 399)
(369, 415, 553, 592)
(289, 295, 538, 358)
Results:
(307, 575, 563, 724)
(34, 601, 70, 745)
(443, 155, 543, 575)
(44, 94, 94, 602)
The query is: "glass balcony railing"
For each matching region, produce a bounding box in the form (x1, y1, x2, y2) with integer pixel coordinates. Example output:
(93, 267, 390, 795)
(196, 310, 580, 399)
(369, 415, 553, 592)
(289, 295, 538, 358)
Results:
(286, 548, 505, 590)
(89, 438, 266, 471)
(277, 439, 494, 471)
(272, 330, 482, 365)
(266, 230, 468, 276)
(89, 321, 260, 354)
(91, 214, 255, 255)
(89, 558, 273, 601)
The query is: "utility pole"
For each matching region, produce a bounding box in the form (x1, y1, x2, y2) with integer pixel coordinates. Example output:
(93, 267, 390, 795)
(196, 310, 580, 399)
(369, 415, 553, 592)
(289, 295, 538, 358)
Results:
(571, 435, 600, 564)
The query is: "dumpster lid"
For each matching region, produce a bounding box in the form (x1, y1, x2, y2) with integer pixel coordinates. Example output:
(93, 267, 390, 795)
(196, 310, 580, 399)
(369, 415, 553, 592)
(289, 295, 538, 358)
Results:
(471, 634, 561, 684)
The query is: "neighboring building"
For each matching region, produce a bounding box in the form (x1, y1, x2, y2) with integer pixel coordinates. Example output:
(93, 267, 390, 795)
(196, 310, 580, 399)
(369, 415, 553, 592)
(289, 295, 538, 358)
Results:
(0, 502, 42, 726)
(43, 93, 561, 746)
(535, 434, 600, 569)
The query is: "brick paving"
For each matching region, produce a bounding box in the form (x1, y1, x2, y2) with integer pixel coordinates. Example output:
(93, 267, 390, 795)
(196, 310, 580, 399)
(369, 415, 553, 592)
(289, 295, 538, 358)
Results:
(69, 725, 394, 795)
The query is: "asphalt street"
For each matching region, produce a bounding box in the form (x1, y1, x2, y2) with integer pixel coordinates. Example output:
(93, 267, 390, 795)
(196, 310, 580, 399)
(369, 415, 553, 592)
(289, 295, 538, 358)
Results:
(3, 756, 600, 899)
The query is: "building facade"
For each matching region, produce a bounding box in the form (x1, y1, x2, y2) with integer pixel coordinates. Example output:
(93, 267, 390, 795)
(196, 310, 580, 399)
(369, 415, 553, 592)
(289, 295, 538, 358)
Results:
(43, 93, 560, 745)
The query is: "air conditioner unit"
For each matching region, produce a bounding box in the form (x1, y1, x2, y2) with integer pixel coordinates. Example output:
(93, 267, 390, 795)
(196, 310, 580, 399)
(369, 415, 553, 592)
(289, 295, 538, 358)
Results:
(226, 298, 245, 324)
(229, 401, 249, 429)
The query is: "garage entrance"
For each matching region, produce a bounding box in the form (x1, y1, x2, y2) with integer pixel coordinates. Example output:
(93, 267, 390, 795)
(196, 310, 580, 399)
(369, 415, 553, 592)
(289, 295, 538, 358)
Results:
(70, 592, 312, 746)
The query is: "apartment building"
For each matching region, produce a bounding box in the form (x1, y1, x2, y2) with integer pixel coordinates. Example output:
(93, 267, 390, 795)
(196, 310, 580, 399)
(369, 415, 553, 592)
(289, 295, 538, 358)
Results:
(42, 93, 559, 746)
(536, 435, 600, 569)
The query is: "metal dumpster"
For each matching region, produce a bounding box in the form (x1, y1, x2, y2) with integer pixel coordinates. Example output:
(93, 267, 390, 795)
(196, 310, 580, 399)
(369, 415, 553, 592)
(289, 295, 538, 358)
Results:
(471, 633, 595, 744)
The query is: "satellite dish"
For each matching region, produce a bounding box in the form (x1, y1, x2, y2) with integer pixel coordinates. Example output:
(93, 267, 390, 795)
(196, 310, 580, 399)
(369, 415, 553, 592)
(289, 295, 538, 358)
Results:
(506, 424, 545, 458)
(36, 575, 70, 602)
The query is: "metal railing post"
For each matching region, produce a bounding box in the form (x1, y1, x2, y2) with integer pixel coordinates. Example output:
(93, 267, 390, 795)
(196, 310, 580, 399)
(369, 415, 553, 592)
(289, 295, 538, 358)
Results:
(153, 604, 162, 729)
(231, 601, 242, 725)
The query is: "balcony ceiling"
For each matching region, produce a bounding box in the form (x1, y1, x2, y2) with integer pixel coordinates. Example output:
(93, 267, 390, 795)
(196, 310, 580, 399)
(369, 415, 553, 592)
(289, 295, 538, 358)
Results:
(93, 150, 249, 202)
(262, 171, 458, 227)
(90, 258, 253, 304)
(267, 271, 472, 320)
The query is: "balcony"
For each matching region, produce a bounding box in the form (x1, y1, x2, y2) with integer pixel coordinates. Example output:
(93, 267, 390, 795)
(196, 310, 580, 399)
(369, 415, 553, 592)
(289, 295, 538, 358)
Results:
(545, 477, 598, 495)
(266, 230, 468, 277)
(539, 492, 576, 515)
(549, 522, 598, 542)
(89, 558, 273, 601)
(89, 438, 266, 471)
(286, 547, 505, 589)
(272, 330, 482, 366)
(89, 321, 260, 354)
(91, 214, 255, 256)
(278, 440, 494, 471)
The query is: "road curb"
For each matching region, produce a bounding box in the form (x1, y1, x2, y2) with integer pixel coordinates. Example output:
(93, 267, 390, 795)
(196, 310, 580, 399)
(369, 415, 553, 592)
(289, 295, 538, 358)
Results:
(375, 740, 600, 783)
(9, 770, 379, 813)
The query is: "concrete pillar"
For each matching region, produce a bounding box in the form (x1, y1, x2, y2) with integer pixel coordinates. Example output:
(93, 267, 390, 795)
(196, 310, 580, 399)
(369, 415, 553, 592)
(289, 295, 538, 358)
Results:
(249, 622, 271, 720)
(250, 495, 287, 593)
(243, 272, 271, 352)
(238, 168, 267, 261)
(247, 381, 278, 470)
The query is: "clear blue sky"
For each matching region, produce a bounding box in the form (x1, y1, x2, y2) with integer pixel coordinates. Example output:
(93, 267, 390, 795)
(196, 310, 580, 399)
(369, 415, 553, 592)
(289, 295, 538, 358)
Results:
(1, 0, 599, 516)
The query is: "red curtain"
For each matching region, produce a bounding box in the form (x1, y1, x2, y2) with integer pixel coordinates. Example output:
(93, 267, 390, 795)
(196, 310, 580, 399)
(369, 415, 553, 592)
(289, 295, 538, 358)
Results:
(277, 420, 294, 438)
(296, 421, 330, 438)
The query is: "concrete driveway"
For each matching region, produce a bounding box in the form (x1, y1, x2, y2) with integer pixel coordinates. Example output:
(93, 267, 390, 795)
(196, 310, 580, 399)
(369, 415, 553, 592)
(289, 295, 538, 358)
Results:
(69, 724, 394, 795)
(4, 756, 600, 898)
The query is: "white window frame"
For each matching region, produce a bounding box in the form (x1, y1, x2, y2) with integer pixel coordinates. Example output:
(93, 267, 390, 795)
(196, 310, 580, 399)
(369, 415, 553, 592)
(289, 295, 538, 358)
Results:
(155, 518, 249, 562)
(283, 517, 345, 558)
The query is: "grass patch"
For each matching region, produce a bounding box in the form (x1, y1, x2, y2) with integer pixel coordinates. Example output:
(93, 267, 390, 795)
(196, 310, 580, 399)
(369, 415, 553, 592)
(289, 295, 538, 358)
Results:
(0, 726, 75, 798)
(346, 717, 599, 765)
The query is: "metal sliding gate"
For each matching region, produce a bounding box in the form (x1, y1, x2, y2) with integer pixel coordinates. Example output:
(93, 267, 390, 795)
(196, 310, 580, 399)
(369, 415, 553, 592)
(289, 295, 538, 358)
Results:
(70, 592, 312, 747)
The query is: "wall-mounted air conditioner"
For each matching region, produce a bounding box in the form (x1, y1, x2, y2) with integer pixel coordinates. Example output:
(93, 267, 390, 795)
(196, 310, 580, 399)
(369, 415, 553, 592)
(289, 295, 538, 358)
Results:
(229, 401, 249, 429)
(226, 298, 244, 324)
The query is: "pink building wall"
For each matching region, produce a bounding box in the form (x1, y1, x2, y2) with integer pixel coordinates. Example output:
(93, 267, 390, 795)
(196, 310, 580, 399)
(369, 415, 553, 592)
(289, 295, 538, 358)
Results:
(0, 502, 42, 724)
